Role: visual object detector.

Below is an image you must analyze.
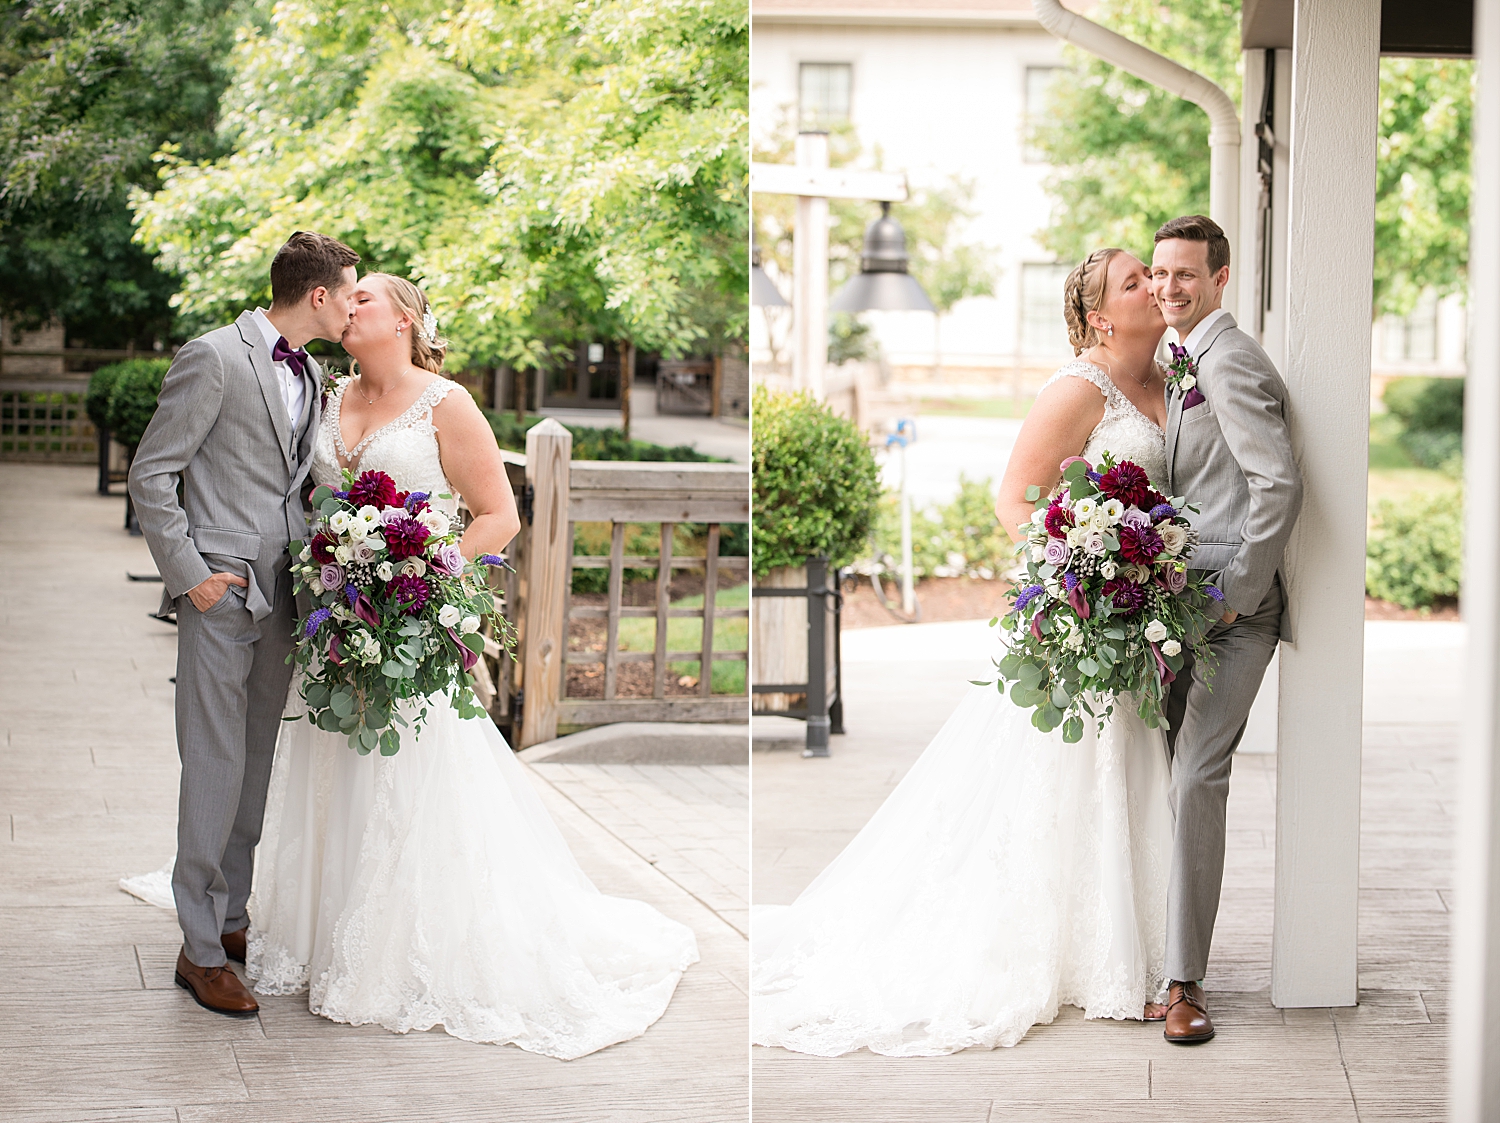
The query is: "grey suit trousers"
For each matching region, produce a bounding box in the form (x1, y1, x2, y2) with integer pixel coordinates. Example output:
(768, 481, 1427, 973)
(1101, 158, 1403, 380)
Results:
(1162, 575, 1283, 983)
(172, 561, 295, 968)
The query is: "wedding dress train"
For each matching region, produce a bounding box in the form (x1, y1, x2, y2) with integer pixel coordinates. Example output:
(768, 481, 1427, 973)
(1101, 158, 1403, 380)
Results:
(245, 379, 698, 1058)
(751, 360, 1175, 1056)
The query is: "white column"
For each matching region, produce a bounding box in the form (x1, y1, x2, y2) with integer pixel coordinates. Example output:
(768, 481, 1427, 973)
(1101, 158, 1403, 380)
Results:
(1451, 0, 1500, 1115)
(792, 131, 829, 400)
(1272, 0, 1379, 1008)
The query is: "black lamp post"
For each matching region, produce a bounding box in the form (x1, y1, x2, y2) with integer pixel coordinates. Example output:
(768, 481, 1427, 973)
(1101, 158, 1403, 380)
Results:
(829, 202, 935, 313)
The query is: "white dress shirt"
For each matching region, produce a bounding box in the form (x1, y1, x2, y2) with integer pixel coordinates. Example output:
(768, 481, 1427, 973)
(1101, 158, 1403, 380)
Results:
(1179, 306, 1232, 359)
(252, 308, 307, 427)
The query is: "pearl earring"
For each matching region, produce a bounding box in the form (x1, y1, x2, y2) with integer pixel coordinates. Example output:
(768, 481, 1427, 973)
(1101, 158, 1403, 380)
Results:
(1107, 327, 1114, 337)
(396, 324, 403, 335)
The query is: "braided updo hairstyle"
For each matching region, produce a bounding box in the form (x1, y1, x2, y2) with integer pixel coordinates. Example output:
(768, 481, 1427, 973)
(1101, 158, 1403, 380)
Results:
(1062, 247, 1126, 355)
(365, 272, 448, 374)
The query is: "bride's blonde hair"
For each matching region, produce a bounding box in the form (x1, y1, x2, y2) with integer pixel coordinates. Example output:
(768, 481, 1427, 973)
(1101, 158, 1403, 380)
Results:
(364, 272, 448, 374)
(1063, 247, 1126, 355)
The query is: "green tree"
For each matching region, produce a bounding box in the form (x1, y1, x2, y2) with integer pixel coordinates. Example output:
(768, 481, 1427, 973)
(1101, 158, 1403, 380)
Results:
(0, 0, 238, 345)
(1032, 0, 1472, 315)
(132, 0, 747, 370)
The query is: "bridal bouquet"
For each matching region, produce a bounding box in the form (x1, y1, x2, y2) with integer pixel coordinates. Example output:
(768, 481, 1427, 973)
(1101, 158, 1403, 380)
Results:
(288, 468, 515, 756)
(988, 454, 1222, 741)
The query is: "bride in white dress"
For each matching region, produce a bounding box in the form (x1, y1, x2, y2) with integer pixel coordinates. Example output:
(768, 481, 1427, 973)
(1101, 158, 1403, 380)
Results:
(752, 248, 1176, 1057)
(245, 273, 698, 1058)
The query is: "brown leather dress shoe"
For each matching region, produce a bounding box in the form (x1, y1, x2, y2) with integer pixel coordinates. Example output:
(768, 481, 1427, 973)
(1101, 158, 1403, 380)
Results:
(221, 927, 247, 964)
(1163, 980, 1214, 1044)
(174, 949, 258, 1017)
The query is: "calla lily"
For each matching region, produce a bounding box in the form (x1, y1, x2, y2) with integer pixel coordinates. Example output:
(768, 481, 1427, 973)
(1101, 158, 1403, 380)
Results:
(327, 633, 344, 665)
(1150, 642, 1176, 685)
(447, 628, 479, 671)
(354, 594, 381, 629)
(1067, 584, 1091, 619)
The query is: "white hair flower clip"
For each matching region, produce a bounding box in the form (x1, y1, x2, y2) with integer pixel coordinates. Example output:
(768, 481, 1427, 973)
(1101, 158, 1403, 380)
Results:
(420, 306, 439, 342)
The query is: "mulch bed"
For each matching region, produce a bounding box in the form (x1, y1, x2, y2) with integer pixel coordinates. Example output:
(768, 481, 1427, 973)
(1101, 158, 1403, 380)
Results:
(837, 576, 1460, 629)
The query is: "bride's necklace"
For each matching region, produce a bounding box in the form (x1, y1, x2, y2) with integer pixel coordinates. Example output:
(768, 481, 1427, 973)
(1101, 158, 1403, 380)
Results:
(1088, 347, 1153, 389)
(353, 368, 407, 406)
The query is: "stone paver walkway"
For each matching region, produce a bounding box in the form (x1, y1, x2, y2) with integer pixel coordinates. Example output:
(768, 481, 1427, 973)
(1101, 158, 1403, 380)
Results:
(0, 465, 748, 1122)
(753, 616, 1455, 1122)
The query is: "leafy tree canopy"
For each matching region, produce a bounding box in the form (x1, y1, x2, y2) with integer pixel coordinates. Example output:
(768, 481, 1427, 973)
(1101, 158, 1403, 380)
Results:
(0, 0, 239, 345)
(132, 0, 748, 368)
(1032, 0, 1471, 316)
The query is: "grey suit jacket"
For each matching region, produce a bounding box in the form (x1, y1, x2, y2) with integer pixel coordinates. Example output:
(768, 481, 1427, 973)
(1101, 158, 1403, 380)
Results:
(1165, 313, 1303, 640)
(128, 310, 323, 621)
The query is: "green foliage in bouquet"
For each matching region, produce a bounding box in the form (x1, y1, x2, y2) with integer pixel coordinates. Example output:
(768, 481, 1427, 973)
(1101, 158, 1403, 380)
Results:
(990, 456, 1221, 742)
(752, 386, 882, 576)
(1382, 376, 1464, 472)
(1366, 489, 1463, 609)
(103, 358, 171, 451)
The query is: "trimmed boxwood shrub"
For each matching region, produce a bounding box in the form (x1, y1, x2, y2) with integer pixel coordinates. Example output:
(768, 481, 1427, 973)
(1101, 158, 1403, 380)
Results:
(752, 386, 881, 575)
(103, 358, 171, 451)
(85, 364, 126, 434)
(1382, 376, 1463, 470)
(1366, 488, 1462, 609)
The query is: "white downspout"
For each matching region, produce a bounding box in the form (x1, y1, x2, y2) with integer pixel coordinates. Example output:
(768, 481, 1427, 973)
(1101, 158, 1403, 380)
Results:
(1032, 0, 1241, 312)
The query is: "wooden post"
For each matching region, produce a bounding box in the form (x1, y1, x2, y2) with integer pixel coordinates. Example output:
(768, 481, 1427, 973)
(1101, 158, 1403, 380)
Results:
(654, 522, 674, 699)
(513, 365, 526, 423)
(604, 521, 625, 700)
(1452, 0, 1500, 1113)
(711, 352, 723, 418)
(700, 524, 720, 696)
(1272, 0, 1378, 1008)
(519, 418, 572, 748)
(621, 342, 634, 440)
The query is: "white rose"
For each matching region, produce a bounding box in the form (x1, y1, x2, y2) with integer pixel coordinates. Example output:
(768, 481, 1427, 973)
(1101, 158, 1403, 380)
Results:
(1161, 639, 1182, 657)
(400, 557, 427, 577)
(460, 615, 480, 635)
(1030, 544, 1047, 563)
(418, 509, 449, 535)
(1066, 526, 1087, 549)
(328, 511, 353, 533)
(438, 604, 462, 628)
(1074, 497, 1097, 521)
(1101, 560, 1118, 580)
(334, 544, 353, 564)
(1158, 524, 1188, 556)
(1090, 513, 1110, 532)
(346, 520, 368, 542)
(1083, 533, 1107, 557)
(308, 575, 324, 596)
(1144, 619, 1169, 643)
(376, 561, 395, 581)
(1101, 498, 1125, 524)
(298, 544, 312, 562)
(1181, 374, 1197, 391)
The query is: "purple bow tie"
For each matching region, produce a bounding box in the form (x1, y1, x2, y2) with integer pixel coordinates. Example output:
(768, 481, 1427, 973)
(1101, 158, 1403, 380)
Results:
(272, 336, 308, 377)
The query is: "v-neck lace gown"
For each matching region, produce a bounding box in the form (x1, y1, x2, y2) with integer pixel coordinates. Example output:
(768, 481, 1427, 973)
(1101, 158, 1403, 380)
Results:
(244, 379, 699, 1059)
(750, 361, 1175, 1057)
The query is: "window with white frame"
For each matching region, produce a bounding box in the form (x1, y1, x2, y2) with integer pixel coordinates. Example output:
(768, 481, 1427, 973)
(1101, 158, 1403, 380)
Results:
(1023, 66, 1062, 163)
(1021, 263, 1074, 356)
(1381, 290, 1439, 363)
(800, 63, 852, 132)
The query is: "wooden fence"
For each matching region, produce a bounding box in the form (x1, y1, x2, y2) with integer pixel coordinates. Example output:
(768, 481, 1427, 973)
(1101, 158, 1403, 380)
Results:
(0, 343, 158, 463)
(468, 418, 750, 747)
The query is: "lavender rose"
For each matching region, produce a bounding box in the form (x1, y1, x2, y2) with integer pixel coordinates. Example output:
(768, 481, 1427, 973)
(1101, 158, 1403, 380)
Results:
(431, 542, 465, 576)
(1043, 538, 1071, 567)
(1161, 565, 1188, 594)
(1120, 507, 1152, 529)
(320, 563, 345, 590)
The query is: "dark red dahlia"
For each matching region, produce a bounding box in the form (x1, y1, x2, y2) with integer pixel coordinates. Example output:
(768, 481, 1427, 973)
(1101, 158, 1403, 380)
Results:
(1098, 461, 1152, 508)
(1118, 523, 1166, 565)
(387, 573, 431, 615)
(1144, 489, 1170, 513)
(1043, 503, 1075, 539)
(348, 470, 399, 509)
(383, 517, 431, 561)
(310, 531, 337, 565)
(1102, 577, 1147, 615)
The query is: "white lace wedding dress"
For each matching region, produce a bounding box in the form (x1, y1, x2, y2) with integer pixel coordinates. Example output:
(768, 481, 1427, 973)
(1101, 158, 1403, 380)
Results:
(751, 360, 1174, 1057)
(244, 378, 699, 1058)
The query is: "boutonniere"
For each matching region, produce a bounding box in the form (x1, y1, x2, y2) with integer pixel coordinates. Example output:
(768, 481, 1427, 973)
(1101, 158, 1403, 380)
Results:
(1167, 343, 1206, 409)
(320, 369, 353, 411)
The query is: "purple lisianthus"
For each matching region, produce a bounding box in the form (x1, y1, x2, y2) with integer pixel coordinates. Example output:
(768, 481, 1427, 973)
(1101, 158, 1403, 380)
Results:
(388, 573, 431, 615)
(1150, 503, 1178, 522)
(304, 607, 332, 638)
(431, 542, 465, 576)
(1013, 584, 1045, 612)
(1121, 507, 1152, 529)
(320, 563, 344, 590)
(1043, 538, 1071, 567)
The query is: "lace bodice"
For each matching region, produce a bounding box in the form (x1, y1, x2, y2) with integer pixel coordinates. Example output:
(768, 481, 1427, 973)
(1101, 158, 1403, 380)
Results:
(1041, 360, 1168, 488)
(314, 378, 461, 520)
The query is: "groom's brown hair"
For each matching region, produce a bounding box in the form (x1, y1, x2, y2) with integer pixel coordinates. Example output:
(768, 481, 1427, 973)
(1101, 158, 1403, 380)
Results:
(270, 231, 361, 307)
(1154, 215, 1230, 275)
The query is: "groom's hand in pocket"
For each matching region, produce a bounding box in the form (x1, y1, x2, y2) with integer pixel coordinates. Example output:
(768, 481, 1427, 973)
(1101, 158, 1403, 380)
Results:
(1220, 609, 1239, 625)
(188, 571, 248, 613)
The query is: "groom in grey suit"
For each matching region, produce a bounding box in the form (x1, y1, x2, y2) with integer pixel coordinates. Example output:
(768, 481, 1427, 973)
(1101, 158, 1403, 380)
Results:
(1150, 216, 1303, 1044)
(129, 232, 359, 1015)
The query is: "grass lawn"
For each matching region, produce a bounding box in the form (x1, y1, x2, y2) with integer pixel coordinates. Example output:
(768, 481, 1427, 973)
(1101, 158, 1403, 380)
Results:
(1368, 413, 1459, 511)
(914, 395, 1035, 419)
(615, 582, 748, 693)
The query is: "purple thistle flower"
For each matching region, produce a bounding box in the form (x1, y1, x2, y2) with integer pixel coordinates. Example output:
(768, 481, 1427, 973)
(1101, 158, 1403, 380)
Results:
(1206, 585, 1225, 601)
(1150, 503, 1178, 521)
(1013, 584, 1045, 612)
(304, 608, 332, 638)
(1063, 571, 1080, 591)
(345, 583, 360, 606)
